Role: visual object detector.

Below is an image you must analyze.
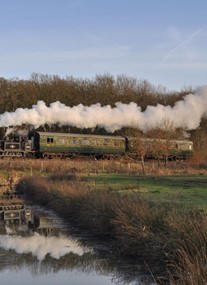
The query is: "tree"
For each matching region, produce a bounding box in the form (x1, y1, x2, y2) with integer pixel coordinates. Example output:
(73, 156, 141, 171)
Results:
(146, 118, 182, 166)
(115, 74, 137, 102)
(123, 127, 148, 175)
(94, 74, 118, 105)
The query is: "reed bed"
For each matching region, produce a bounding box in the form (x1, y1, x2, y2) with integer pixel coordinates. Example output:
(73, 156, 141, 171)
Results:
(17, 173, 207, 284)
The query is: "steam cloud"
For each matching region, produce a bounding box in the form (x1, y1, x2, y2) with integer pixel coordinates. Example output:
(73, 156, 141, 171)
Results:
(1, 86, 207, 132)
(0, 233, 91, 260)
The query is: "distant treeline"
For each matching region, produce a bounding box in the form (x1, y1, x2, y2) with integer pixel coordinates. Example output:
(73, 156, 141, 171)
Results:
(0, 73, 195, 112)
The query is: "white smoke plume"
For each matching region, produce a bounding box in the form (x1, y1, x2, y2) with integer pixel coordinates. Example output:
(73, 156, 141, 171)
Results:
(0, 233, 91, 260)
(0, 86, 207, 132)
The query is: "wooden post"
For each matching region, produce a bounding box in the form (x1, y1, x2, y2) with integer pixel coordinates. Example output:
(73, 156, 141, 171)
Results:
(128, 162, 131, 175)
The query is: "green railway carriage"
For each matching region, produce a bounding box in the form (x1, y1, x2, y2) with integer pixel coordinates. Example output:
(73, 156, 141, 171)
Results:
(165, 139, 193, 159)
(29, 131, 126, 158)
(126, 137, 193, 160)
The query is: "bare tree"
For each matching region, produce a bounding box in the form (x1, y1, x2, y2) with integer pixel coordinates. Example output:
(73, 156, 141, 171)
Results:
(146, 118, 181, 166)
(123, 127, 148, 175)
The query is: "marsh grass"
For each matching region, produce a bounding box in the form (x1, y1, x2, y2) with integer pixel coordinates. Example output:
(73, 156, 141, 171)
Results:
(17, 173, 207, 284)
(167, 211, 207, 285)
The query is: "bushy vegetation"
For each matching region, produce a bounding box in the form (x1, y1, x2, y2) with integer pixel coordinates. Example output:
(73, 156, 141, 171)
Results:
(17, 173, 207, 284)
(0, 73, 193, 113)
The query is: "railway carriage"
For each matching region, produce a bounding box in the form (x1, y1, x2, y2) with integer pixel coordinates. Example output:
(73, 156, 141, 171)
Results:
(126, 137, 193, 160)
(28, 131, 126, 158)
(165, 139, 193, 160)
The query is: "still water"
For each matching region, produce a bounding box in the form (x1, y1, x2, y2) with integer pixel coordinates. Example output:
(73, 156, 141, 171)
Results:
(0, 202, 156, 285)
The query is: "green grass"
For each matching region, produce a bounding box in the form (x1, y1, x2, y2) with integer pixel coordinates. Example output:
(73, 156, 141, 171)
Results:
(86, 174, 207, 209)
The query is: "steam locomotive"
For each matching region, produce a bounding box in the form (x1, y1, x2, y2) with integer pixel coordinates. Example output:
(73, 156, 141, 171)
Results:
(0, 131, 193, 160)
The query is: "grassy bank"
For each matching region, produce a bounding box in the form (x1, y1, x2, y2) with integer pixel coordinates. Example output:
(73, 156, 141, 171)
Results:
(17, 173, 207, 285)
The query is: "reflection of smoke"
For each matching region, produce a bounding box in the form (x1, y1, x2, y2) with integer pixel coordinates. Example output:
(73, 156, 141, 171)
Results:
(5, 226, 16, 235)
(0, 233, 91, 260)
(0, 86, 207, 132)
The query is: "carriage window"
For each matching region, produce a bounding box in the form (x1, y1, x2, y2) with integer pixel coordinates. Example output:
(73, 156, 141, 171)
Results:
(97, 139, 103, 146)
(114, 140, 120, 146)
(82, 139, 90, 145)
(91, 139, 96, 145)
(71, 138, 79, 145)
(103, 139, 110, 146)
(47, 138, 54, 143)
(59, 138, 66, 144)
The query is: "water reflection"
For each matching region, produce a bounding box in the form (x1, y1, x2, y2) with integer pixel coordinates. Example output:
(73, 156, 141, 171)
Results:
(0, 268, 118, 285)
(0, 233, 91, 260)
(0, 194, 157, 285)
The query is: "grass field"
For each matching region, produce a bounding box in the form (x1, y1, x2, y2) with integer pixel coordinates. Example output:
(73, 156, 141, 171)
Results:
(86, 173, 207, 209)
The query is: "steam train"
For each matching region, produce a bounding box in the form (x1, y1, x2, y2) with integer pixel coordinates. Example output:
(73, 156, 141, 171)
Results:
(0, 131, 193, 160)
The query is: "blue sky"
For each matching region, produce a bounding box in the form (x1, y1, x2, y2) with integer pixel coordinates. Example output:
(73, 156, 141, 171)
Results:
(0, 0, 207, 91)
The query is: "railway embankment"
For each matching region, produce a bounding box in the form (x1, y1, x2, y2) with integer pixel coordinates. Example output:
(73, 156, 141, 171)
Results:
(16, 173, 207, 285)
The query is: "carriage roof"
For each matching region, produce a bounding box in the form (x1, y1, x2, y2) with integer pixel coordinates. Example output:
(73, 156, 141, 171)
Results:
(35, 131, 125, 140)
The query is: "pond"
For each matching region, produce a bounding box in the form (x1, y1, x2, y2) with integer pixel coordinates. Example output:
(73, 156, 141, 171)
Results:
(0, 199, 157, 285)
